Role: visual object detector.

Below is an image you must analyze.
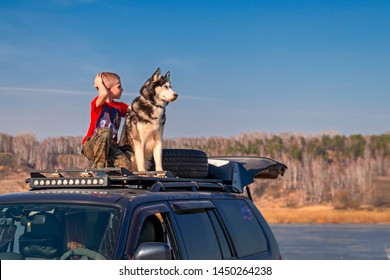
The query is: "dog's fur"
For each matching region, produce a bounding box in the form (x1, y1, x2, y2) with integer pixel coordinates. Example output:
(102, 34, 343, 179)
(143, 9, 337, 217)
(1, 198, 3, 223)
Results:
(119, 68, 178, 171)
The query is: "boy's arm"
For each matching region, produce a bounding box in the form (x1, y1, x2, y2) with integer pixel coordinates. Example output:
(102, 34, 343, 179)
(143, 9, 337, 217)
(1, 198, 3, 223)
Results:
(94, 73, 110, 107)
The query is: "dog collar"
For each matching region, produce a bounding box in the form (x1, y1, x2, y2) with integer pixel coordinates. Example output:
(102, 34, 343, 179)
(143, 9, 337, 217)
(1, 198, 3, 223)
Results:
(151, 101, 166, 108)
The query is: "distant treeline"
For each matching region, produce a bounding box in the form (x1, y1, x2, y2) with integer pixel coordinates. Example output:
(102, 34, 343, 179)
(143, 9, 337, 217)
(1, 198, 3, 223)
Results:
(1, 132, 389, 208)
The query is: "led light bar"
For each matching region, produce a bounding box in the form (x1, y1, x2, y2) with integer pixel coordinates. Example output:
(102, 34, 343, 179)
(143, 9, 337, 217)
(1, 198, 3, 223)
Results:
(29, 177, 109, 189)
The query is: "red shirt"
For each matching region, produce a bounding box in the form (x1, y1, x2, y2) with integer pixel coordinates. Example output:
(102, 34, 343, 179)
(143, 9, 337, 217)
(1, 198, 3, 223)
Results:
(82, 96, 128, 144)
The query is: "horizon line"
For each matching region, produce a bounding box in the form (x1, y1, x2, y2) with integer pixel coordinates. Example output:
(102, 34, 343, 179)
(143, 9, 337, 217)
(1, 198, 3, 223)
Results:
(1, 130, 389, 142)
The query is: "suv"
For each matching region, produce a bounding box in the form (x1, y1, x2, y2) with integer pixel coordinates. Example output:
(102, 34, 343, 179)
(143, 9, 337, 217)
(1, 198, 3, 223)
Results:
(0, 149, 286, 260)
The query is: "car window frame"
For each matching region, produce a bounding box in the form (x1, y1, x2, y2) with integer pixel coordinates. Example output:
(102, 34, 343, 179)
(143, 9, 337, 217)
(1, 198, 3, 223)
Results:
(207, 209, 236, 259)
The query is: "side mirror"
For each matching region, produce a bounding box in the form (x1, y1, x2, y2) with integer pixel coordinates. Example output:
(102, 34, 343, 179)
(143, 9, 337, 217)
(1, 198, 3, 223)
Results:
(133, 242, 172, 260)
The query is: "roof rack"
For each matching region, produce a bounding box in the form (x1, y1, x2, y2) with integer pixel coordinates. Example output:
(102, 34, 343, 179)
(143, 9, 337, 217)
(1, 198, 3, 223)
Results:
(26, 156, 287, 193)
(28, 167, 133, 178)
(149, 181, 230, 193)
(26, 168, 226, 192)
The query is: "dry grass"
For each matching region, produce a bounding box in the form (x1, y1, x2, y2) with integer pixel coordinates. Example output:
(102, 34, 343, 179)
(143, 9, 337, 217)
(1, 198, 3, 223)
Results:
(0, 169, 30, 194)
(256, 204, 390, 224)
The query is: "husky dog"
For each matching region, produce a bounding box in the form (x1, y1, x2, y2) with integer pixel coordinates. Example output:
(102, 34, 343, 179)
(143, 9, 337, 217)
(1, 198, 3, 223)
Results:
(119, 68, 178, 172)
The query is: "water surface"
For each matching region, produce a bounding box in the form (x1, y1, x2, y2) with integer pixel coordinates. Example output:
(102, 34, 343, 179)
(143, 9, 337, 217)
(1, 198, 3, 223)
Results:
(270, 224, 390, 260)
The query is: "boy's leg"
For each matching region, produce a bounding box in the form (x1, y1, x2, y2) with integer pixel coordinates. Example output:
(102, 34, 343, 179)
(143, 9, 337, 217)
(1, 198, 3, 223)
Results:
(81, 128, 112, 168)
(109, 145, 131, 169)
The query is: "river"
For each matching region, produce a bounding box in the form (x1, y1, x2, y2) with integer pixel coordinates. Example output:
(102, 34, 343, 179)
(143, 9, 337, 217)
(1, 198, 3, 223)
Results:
(270, 224, 390, 260)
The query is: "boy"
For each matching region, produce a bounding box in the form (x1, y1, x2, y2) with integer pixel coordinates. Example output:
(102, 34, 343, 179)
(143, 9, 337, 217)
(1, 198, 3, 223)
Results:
(81, 72, 131, 169)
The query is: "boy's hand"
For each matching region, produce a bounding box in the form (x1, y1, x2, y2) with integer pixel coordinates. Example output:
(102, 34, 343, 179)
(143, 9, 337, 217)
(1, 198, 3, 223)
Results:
(95, 73, 111, 107)
(94, 73, 107, 89)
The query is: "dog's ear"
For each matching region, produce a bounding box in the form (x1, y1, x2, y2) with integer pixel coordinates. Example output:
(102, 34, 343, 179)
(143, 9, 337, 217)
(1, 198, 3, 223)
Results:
(164, 71, 170, 80)
(152, 68, 161, 82)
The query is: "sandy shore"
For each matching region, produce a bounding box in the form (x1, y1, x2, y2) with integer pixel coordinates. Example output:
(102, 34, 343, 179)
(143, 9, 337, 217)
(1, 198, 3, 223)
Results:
(256, 204, 390, 224)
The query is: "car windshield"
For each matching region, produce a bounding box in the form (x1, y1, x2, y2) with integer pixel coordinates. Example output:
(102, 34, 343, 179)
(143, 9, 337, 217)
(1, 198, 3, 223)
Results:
(0, 203, 121, 260)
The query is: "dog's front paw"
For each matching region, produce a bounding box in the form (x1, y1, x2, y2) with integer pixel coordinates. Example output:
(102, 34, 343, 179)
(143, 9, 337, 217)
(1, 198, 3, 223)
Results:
(155, 165, 164, 172)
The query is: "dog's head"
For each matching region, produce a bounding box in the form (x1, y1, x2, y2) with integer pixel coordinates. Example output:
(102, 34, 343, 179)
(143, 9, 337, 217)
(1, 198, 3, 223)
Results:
(141, 68, 178, 104)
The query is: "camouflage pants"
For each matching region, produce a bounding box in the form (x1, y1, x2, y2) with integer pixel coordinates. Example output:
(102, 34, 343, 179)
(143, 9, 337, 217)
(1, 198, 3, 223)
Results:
(81, 128, 131, 169)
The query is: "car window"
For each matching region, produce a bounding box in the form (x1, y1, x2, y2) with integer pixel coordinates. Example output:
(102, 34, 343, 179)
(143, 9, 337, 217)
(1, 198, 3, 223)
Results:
(0, 204, 120, 260)
(213, 199, 268, 258)
(173, 210, 222, 260)
(136, 214, 165, 247)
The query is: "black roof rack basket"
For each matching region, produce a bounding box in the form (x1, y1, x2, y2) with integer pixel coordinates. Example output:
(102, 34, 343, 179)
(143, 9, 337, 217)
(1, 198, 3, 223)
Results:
(26, 156, 287, 194)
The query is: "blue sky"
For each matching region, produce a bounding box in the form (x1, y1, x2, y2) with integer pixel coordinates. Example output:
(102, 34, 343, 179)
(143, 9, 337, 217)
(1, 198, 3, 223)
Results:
(0, 0, 389, 140)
